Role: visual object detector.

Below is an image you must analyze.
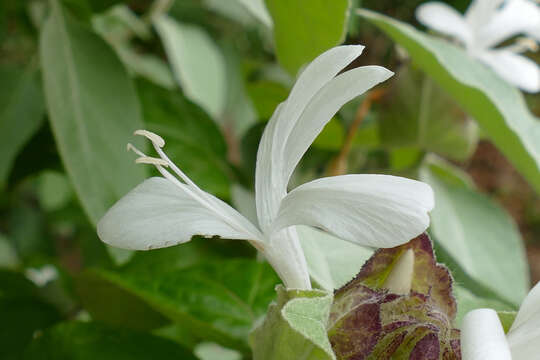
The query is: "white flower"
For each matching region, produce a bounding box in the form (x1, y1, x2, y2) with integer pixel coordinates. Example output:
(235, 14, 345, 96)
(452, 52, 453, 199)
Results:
(416, 0, 540, 92)
(97, 45, 434, 290)
(461, 281, 540, 359)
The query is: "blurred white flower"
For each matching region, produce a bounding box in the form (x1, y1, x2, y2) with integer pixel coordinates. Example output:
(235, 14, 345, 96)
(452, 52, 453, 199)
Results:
(461, 281, 540, 359)
(416, 0, 540, 92)
(25, 265, 59, 287)
(97, 45, 434, 290)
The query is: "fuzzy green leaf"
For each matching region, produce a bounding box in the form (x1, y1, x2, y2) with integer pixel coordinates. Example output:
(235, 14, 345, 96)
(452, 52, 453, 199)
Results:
(250, 286, 335, 360)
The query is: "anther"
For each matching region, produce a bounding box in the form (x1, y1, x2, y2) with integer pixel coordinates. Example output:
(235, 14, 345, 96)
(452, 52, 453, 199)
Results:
(135, 156, 169, 167)
(134, 130, 165, 148)
(127, 143, 146, 157)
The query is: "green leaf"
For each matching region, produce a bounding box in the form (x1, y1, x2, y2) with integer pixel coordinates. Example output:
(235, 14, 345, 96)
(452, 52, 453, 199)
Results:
(0, 234, 19, 269)
(37, 171, 73, 211)
(194, 342, 242, 360)
(154, 15, 227, 120)
(250, 286, 335, 360)
(236, 0, 273, 27)
(92, 6, 175, 89)
(0, 65, 45, 188)
(136, 79, 232, 198)
(40, 0, 147, 224)
(246, 80, 288, 120)
(265, 0, 350, 75)
(312, 118, 345, 151)
(453, 285, 515, 327)
(357, 9, 540, 192)
(24, 321, 198, 359)
(78, 258, 279, 351)
(379, 67, 478, 161)
(420, 158, 530, 306)
(296, 226, 372, 291)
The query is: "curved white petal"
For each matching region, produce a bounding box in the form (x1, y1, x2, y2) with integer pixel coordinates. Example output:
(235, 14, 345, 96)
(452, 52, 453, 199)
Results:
(284, 66, 394, 184)
(97, 177, 263, 250)
(465, 0, 505, 30)
(263, 227, 311, 289)
(416, 2, 473, 45)
(477, 0, 540, 48)
(461, 309, 512, 360)
(477, 50, 540, 93)
(255, 45, 365, 230)
(271, 175, 434, 248)
(507, 282, 540, 358)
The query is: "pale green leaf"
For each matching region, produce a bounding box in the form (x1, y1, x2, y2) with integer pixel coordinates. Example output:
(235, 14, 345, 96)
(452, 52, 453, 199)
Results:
(40, 0, 147, 224)
(265, 0, 350, 75)
(358, 9, 540, 193)
(250, 286, 335, 360)
(454, 285, 515, 327)
(379, 67, 478, 161)
(420, 159, 530, 306)
(194, 342, 242, 360)
(296, 226, 372, 291)
(154, 15, 227, 120)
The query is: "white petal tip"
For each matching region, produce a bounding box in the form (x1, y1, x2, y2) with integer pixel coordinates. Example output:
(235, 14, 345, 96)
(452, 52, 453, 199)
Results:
(134, 129, 165, 147)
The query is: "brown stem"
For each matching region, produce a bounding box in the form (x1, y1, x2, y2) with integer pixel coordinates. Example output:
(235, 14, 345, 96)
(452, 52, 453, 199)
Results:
(327, 89, 386, 176)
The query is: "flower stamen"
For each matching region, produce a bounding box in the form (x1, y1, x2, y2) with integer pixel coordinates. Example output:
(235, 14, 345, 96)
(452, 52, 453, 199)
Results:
(134, 129, 165, 148)
(135, 156, 169, 167)
(505, 37, 539, 54)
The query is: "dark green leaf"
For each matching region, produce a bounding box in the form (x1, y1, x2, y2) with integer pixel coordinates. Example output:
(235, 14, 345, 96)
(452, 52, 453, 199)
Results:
(136, 79, 233, 198)
(0, 270, 61, 360)
(24, 321, 198, 360)
(78, 258, 279, 350)
(0, 65, 45, 188)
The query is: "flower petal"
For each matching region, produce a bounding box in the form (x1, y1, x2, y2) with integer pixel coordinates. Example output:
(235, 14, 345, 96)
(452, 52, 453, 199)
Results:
(271, 174, 434, 248)
(283, 66, 393, 184)
(255, 45, 365, 229)
(416, 2, 473, 45)
(477, 0, 540, 48)
(465, 0, 505, 30)
(476, 50, 540, 93)
(97, 177, 263, 250)
(507, 282, 540, 358)
(461, 309, 512, 360)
